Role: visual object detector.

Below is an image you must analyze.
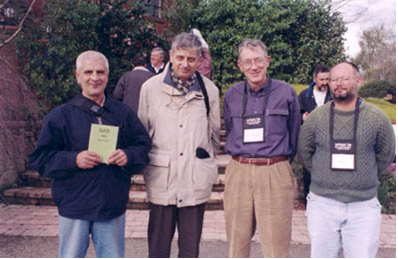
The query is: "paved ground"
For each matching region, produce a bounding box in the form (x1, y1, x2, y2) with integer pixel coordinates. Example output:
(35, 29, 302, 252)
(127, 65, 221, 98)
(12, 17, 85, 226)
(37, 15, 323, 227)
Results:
(0, 204, 396, 257)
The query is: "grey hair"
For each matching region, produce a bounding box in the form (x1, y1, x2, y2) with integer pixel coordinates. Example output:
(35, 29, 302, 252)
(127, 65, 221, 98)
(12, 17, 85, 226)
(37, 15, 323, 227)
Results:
(152, 47, 165, 58)
(171, 32, 202, 56)
(76, 50, 109, 73)
(238, 39, 268, 60)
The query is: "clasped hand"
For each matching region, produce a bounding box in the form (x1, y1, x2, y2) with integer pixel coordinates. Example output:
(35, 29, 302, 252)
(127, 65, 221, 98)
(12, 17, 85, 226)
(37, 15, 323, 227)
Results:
(76, 149, 128, 169)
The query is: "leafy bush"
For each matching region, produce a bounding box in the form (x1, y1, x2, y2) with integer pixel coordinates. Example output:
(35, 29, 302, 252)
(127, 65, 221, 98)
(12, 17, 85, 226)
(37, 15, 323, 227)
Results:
(16, 0, 166, 111)
(365, 98, 396, 123)
(378, 165, 396, 214)
(359, 80, 395, 99)
(167, 0, 346, 87)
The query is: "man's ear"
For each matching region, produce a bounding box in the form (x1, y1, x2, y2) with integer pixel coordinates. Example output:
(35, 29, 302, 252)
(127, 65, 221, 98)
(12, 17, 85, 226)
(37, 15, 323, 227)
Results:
(265, 55, 271, 68)
(237, 60, 243, 72)
(356, 76, 363, 89)
(169, 50, 173, 63)
(75, 69, 80, 84)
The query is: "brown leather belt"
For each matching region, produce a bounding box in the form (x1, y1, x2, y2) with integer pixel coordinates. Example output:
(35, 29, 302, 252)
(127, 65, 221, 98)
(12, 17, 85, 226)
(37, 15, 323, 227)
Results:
(232, 156, 288, 166)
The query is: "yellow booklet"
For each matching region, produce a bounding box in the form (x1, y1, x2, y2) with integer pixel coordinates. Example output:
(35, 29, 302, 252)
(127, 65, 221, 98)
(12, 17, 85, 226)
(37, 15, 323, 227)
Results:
(88, 124, 119, 164)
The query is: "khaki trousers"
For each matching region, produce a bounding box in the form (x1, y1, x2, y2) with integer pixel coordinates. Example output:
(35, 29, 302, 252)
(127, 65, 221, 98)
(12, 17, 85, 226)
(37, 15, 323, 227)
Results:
(224, 159, 295, 258)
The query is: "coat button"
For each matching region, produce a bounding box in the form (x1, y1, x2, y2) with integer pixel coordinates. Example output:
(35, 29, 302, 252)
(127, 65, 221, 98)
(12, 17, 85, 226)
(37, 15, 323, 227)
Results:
(180, 153, 183, 156)
(179, 125, 183, 128)
(179, 200, 183, 203)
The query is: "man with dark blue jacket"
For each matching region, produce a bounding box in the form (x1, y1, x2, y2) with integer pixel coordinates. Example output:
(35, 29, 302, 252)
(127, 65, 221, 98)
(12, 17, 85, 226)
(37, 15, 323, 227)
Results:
(298, 64, 332, 206)
(29, 50, 151, 258)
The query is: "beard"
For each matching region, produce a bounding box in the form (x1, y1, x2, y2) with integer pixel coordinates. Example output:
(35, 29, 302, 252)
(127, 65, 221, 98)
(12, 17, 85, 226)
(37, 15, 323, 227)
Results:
(332, 89, 356, 102)
(318, 84, 328, 92)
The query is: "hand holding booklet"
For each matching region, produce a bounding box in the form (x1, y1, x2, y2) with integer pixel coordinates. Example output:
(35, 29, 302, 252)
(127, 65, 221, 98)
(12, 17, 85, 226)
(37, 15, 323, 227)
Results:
(88, 124, 119, 164)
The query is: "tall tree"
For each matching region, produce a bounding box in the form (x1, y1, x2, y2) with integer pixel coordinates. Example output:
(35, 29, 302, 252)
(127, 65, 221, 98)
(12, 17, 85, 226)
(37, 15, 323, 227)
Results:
(353, 23, 396, 83)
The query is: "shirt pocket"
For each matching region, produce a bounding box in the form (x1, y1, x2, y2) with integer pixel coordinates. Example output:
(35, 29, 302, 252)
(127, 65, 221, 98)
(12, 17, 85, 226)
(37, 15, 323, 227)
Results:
(267, 109, 289, 135)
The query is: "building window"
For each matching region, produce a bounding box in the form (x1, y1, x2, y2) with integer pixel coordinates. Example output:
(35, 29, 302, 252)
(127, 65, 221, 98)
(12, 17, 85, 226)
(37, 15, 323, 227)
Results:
(141, 0, 161, 18)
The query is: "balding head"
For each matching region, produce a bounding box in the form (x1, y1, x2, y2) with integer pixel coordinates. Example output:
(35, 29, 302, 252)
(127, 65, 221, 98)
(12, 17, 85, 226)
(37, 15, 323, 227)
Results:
(329, 61, 362, 105)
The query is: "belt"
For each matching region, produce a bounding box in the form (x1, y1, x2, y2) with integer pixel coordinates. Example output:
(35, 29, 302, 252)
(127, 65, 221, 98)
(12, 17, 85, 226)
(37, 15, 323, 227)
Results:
(232, 156, 288, 166)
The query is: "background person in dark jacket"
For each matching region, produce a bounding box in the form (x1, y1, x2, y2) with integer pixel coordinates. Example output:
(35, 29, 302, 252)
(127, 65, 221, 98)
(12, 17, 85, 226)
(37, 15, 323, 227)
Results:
(298, 64, 332, 206)
(113, 55, 154, 113)
(298, 64, 332, 122)
(29, 50, 151, 258)
(145, 47, 166, 74)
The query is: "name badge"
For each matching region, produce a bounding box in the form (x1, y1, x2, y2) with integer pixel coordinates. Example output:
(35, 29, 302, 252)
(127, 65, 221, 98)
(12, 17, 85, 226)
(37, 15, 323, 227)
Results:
(331, 154, 355, 170)
(243, 114, 265, 143)
(330, 141, 356, 171)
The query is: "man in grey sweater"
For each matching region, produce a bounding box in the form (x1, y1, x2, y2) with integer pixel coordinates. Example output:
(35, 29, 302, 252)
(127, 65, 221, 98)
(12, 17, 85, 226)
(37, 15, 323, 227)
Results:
(298, 61, 395, 258)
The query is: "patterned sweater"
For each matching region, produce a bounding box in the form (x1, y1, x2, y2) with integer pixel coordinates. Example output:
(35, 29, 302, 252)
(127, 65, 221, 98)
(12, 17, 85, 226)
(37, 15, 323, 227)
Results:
(298, 101, 395, 203)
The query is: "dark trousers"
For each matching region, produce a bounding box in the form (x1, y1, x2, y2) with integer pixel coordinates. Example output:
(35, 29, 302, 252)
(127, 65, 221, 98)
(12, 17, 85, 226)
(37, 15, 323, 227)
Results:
(148, 202, 206, 258)
(303, 167, 311, 207)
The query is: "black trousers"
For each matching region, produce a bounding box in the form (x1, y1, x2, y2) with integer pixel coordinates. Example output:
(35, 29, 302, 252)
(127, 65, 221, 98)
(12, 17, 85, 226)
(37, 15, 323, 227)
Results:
(303, 167, 311, 207)
(148, 202, 206, 258)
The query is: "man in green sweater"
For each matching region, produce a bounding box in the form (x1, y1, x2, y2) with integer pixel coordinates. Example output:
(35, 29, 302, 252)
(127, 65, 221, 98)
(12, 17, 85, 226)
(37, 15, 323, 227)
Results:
(298, 62, 395, 258)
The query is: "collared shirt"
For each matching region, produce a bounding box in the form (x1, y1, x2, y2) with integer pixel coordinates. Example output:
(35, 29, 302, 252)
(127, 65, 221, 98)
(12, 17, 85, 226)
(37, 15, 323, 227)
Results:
(152, 63, 165, 74)
(223, 79, 301, 160)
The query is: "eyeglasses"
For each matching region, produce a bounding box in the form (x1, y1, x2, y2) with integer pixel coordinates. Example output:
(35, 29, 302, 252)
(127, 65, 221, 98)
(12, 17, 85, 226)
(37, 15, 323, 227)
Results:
(240, 58, 267, 69)
(329, 77, 357, 84)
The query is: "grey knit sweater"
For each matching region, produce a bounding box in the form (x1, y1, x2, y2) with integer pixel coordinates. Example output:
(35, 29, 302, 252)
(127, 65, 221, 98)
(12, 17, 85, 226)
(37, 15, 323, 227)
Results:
(298, 100, 395, 203)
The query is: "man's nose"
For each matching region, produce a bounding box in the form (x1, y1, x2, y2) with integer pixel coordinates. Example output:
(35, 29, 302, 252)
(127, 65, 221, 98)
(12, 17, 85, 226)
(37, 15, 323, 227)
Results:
(181, 58, 189, 67)
(91, 72, 99, 80)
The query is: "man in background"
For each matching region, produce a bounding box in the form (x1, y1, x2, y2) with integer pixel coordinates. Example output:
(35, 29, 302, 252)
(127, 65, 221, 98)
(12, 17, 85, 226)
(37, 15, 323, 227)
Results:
(298, 64, 332, 204)
(146, 47, 166, 74)
(113, 55, 154, 113)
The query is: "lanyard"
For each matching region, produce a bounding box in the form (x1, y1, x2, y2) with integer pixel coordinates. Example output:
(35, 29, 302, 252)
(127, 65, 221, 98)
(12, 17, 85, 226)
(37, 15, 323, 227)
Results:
(329, 98, 360, 143)
(242, 77, 272, 117)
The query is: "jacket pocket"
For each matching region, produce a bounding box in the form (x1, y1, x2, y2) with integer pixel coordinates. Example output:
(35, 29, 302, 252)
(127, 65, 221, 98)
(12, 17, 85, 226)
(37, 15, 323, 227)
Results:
(193, 157, 218, 197)
(144, 152, 171, 193)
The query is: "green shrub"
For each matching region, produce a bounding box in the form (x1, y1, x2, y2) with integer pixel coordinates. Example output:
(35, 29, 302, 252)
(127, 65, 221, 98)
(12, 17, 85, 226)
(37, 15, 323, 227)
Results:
(365, 98, 396, 123)
(378, 166, 396, 214)
(16, 0, 166, 111)
(359, 80, 395, 99)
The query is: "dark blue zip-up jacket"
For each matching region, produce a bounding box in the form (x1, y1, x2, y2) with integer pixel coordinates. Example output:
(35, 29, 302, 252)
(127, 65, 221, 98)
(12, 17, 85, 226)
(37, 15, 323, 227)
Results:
(29, 94, 151, 221)
(298, 82, 332, 123)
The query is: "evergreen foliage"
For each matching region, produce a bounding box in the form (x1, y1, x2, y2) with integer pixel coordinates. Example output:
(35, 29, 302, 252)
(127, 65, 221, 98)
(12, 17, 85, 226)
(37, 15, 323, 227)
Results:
(167, 0, 346, 87)
(16, 0, 166, 110)
(359, 80, 396, 99)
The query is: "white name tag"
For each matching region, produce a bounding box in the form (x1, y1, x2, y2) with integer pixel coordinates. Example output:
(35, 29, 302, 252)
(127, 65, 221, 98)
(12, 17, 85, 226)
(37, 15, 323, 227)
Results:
(331, 154, 355, 170)
(243, 128, 264, 143)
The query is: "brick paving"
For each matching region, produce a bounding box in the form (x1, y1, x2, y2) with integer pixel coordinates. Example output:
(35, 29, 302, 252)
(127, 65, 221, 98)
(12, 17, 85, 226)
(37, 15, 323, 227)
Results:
(0, 204, 395, 248)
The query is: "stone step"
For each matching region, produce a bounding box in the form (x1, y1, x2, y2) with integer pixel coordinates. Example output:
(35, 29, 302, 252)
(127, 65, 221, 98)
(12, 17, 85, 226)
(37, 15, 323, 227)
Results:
(3, 187, 224, 210)
(22, 172, 226, 192)
(21, 155, 232, 190)
(130, 174, 225, 192)
(220, 129, 226, 142)
(3, 186, 305, 211)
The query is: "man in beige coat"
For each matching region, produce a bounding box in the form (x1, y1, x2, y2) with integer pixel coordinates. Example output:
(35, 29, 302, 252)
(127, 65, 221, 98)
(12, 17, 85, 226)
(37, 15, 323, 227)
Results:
(138, 32, 220, 258)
